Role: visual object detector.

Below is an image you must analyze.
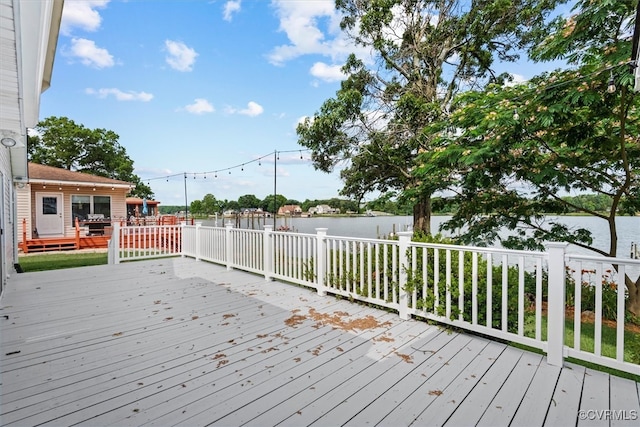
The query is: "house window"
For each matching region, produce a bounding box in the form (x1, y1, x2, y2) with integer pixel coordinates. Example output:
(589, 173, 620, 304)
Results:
(94, 196, 111, 217)
(42, 197, 58, 215)
(71, 195, 111, 225)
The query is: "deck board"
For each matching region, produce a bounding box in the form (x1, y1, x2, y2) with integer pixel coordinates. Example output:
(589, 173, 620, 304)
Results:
(1, 257, 638, 426)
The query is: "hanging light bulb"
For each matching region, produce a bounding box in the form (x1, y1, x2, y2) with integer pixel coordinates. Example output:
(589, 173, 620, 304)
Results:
(607, 71, 616, 94)
(513, 109, 519, 121)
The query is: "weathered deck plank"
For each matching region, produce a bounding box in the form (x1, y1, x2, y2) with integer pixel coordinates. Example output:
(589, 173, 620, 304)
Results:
(1, 257, 638, 426)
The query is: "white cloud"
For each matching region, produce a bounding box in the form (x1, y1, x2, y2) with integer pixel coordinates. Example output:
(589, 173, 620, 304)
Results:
(505, 73, 528, 86)
(223, 0, 241, 22)
(226, 101, 264, 117)
(61, 0, 110, 35)
(85, 88, 153, 102)
(267, 0, 354, 66)
(309, 62, 345, 82)
(165, 40, 198, 72)
(183, 99, 215, 115)
(69, 38, 114, 68)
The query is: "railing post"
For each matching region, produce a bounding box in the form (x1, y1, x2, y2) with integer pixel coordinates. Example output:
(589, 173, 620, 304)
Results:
(263, 224, 273, 281)
(315, 228, 328, 296)
(180, 221, 186, 257)
(195, 222, 202, 261)
(108, 222, 121, 264)
(225, 222, 233, 271)
(546, 242, 568, 367)
(397, 231, 412, 320)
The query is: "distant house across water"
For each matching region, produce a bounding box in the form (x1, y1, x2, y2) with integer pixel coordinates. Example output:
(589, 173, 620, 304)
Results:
(309, 204, 340, 215)
(278, 205, 302, 216)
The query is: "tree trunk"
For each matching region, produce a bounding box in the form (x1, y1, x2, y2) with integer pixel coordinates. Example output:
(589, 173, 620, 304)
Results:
(412, 196, 431, 234)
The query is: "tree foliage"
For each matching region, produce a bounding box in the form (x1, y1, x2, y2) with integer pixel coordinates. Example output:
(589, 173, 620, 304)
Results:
(415, 0, 640, 314)
(297, 0, 565, 233)
(29, 116, 153, 199)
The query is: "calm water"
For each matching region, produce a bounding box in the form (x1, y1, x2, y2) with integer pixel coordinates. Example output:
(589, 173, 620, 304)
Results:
(207, 214, 639, 258)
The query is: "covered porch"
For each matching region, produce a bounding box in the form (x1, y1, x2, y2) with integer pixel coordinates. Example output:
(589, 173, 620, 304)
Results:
(1, 257, 638, 426)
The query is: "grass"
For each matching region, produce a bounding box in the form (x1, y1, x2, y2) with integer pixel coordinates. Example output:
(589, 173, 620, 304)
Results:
(17, 252, 108, 272)
(522, 310, 640, 382)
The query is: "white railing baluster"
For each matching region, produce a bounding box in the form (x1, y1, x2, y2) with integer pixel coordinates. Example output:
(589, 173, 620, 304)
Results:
(573, 262, 582, 351)
(501, 254, 508, 332)
(486, 253, 492, 328)
(472, 252, 478, 325)
(518, 255, 525, 336)
(459, 250, 464, 321)
(446, 249, 452, 319)
(594, 263, 603, 357)
(535, 258, 542, 341)
(616, 265, 626, 362)
(433, 249, 439, 312)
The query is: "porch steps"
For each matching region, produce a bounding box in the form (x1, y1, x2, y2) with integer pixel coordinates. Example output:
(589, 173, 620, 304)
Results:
(22, 239, 79, 253)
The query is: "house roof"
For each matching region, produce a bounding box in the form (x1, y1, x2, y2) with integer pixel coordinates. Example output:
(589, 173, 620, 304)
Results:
(127, 197, 160, 206)
(28, 163, 133, 189)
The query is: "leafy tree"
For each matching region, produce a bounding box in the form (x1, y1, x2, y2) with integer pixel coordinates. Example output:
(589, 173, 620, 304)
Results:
(237, 194, 261, 210)
(262, 194, 288, 214)
(224, 200, 240, 212)
(416, 0, 640, 315)
(29, 116, 153, 199)
(201, 193, 222, 215)
(190, 200, 203, 215)
(297, 0, 565, 233)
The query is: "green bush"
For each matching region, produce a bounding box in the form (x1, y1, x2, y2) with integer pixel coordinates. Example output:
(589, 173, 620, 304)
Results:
(407, 231, 538, 332)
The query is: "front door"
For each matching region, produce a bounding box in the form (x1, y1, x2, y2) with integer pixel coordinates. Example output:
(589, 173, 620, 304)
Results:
(36, 193, 64, 236)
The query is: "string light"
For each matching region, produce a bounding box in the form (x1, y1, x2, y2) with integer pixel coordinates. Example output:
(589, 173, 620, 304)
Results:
(513, 109, 519, 121)
(140, 148, 311, 183)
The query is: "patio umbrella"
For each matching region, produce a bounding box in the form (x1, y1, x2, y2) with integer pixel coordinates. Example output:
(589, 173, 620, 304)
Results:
(142, 198, 148, 215)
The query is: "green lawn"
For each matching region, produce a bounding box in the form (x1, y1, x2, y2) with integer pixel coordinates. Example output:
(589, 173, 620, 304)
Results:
(522, 311, 640, 381)
(17, 252, 108, 272)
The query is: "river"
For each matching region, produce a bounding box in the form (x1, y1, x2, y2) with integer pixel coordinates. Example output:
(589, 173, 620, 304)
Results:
(203, 214, 639, 259)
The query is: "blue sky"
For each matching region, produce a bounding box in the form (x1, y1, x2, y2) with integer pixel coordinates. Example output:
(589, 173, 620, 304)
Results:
(40, 0, 573, 206)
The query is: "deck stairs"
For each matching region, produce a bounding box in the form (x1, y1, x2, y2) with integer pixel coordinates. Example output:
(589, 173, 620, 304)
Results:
(22, 238, 79, 253)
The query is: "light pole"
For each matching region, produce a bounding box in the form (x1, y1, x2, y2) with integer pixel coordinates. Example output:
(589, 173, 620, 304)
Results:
(183, 172, 188, 221)
(273, 150, 277, 227)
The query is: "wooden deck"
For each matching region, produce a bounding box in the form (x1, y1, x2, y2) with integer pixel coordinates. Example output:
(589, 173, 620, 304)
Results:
(1, 257, 638, 426)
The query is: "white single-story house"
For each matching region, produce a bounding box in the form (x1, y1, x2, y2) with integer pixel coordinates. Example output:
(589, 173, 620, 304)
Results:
(310, 204, 340, 215)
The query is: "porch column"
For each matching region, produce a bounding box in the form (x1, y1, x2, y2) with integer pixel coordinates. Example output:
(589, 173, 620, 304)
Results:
(397, 231, 413, 320)
(195, 222, 202, 261)
(315, 228, 328, 296)
(108, 222, 121, 264)
(225, 222, 233, 271)
(546, 242, 568, 367)
(263, 224, 273, 281)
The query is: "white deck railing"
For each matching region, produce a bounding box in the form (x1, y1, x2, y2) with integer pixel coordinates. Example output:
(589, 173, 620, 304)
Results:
(108, 222, 640, 375)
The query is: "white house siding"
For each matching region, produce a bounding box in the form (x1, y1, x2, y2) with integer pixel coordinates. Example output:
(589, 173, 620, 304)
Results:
(1, 148, 12, 291)
(15, 184, 30, 241)
(0, 0, 64, 294)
